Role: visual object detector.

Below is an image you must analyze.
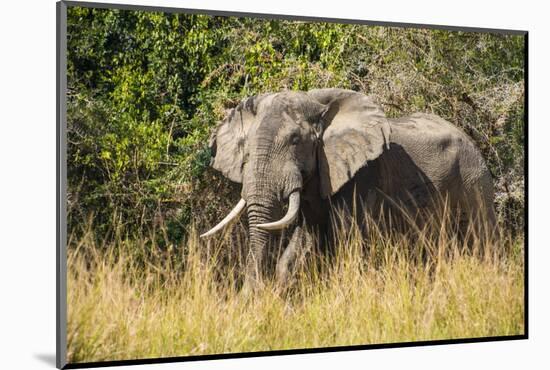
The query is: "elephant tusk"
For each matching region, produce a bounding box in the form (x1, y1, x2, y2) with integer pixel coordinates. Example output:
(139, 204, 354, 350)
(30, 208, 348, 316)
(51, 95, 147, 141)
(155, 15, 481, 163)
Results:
(200, 199, 247, 238)
(256, 192, 300, 231)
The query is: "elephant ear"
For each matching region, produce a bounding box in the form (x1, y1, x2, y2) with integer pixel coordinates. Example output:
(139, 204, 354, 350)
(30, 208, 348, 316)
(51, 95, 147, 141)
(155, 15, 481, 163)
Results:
(310, 89, 391, 198)
(209, 94, 268, 183)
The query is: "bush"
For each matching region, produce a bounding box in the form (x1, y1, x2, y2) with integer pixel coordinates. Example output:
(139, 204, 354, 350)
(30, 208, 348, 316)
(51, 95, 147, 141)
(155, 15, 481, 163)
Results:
(67, 7, 525, 241)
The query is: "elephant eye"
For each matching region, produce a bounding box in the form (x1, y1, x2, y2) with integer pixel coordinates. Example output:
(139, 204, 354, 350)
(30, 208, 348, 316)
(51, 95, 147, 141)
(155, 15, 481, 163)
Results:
(290, 133, 301, 145)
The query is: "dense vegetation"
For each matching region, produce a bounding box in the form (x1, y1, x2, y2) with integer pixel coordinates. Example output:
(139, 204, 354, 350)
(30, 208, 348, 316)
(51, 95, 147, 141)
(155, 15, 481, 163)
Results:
(67, 7, 525, 244)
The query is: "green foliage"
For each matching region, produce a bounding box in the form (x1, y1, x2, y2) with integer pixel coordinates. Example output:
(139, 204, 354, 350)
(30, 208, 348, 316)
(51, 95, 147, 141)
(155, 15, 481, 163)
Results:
(341, 28, 524, 230)
(67, 6, 525, 240)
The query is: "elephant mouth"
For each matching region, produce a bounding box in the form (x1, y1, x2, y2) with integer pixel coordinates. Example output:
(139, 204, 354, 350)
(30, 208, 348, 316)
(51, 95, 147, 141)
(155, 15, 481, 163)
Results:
(256, 191, 300, 231)
(200, 190, 301, 237)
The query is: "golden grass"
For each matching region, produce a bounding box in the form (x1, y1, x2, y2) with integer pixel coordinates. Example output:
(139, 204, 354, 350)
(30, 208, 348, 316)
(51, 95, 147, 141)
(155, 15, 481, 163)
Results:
(67, 216, 524, 363)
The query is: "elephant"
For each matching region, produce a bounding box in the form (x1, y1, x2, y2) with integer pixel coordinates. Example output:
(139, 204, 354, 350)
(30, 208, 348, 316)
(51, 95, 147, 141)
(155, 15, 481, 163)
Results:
(200, 88, 496, 291)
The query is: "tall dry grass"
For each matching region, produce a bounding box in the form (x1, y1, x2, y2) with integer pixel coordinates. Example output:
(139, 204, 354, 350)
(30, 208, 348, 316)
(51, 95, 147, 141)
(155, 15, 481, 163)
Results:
(67, 209, 524, 363)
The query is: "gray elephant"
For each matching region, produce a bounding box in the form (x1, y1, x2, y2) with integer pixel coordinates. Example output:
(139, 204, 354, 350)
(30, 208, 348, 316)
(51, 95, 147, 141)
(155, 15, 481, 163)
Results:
(200, 88, 496, 290)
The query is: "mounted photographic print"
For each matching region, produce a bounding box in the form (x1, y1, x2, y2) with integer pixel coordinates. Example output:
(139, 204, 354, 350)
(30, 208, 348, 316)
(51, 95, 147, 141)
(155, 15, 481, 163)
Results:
(56, 1, 527, 368)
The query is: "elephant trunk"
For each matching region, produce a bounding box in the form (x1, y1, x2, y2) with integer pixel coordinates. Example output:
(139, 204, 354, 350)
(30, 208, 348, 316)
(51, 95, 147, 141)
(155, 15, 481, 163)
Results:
(241, 151, 303, 290)
(244, 196, 279, 289)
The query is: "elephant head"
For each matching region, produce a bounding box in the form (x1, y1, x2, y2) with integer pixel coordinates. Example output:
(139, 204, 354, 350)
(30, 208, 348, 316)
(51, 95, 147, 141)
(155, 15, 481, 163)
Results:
(201, 88, 391, 289)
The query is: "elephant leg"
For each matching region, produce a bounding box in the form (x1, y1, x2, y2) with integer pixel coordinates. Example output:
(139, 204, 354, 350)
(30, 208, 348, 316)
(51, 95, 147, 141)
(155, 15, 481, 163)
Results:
(275, 225, 313, 287)
(457, 188, 497, 247)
